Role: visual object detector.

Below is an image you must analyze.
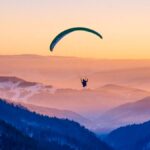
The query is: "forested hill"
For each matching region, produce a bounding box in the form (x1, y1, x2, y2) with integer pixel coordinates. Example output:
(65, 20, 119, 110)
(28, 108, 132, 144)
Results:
(105, 120, 150, 150)
(0, 98, 112, 150)
(0, 119, 75, 150)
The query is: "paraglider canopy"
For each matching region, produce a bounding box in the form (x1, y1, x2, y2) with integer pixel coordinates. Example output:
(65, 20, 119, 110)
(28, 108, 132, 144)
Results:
(50, 27, 103, 51)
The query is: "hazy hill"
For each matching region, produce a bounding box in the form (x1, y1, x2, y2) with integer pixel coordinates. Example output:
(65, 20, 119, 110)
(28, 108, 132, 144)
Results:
(0, 76, 95, 128)
(20, 102, 94, 129)
(96, 97, 150, 132)
(0, 76, 149, 117)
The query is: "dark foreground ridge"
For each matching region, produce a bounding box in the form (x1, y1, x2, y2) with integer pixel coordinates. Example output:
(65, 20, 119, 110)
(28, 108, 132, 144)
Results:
(105, 120, 150, 150)
(0, 119, 74, 150)
(0, 98, 112, 150)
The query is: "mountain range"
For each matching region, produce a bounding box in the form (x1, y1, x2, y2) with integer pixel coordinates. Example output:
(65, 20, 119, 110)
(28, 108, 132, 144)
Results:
(0, 76, 150, 132)
(0, 76, 149, 115)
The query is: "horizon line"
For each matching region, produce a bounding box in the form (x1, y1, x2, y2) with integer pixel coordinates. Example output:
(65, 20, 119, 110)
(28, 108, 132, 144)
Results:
(0, 54, 150, 61)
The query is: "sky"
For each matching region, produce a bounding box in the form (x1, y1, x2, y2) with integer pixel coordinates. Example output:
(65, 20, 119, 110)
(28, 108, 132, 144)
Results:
(0, 0, 150, 59)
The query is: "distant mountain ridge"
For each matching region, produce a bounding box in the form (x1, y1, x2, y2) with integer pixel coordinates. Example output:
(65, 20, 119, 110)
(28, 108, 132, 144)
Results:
(0, 76, 54, 102)
(0, 76, 150, 132)
(0, 76, 38, 87)
(17, 102, 94, 129)
(0, 76, 149, 116)
(96, 96, 150, 132)
(0, 76, 94, 128)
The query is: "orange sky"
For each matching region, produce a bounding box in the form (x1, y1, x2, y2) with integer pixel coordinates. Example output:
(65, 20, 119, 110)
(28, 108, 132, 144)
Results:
(0, 0, 150, 59)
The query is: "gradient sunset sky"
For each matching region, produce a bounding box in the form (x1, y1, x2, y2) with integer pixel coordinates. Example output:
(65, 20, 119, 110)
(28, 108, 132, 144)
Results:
(0, 0, 150, 59)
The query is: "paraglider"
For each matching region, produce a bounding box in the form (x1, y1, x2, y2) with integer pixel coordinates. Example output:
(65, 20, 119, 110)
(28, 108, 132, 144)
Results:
(49, 27, 103, 88)
(81, 78, 88, 88)
(50, 27, 103, 51)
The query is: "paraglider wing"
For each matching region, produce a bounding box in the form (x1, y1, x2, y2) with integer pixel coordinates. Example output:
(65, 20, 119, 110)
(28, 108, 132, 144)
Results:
(50, 27, 103, 51)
